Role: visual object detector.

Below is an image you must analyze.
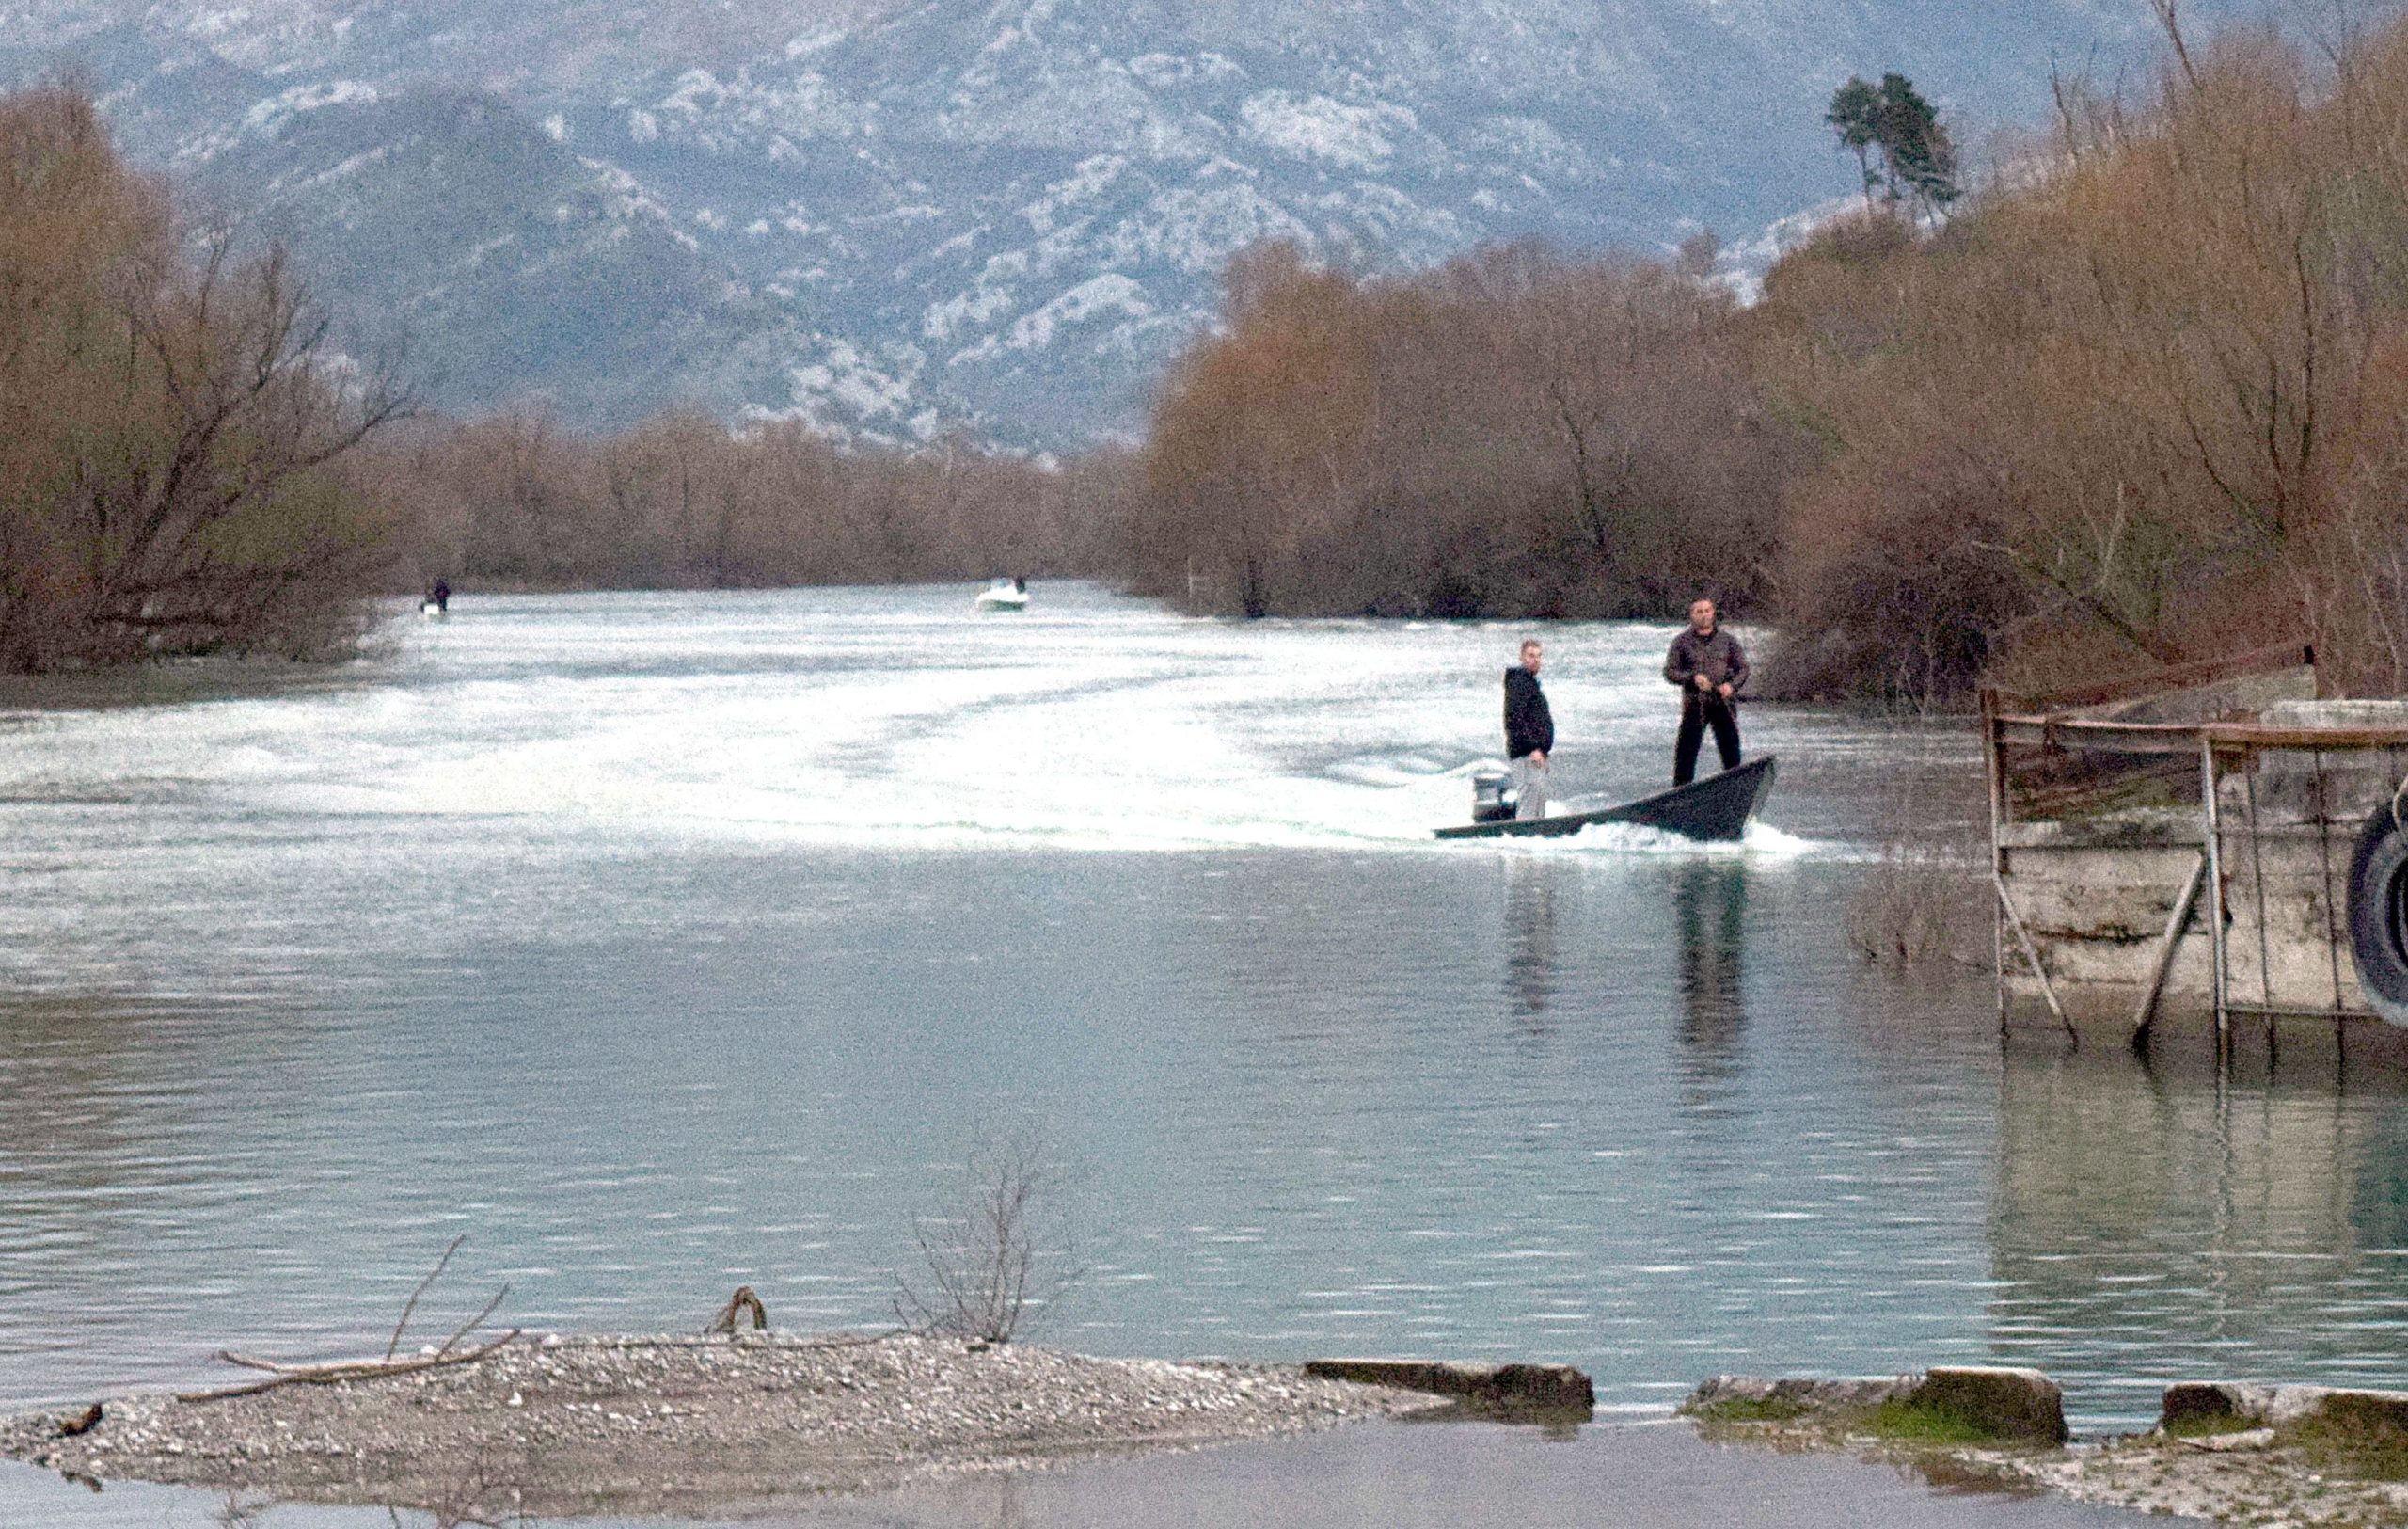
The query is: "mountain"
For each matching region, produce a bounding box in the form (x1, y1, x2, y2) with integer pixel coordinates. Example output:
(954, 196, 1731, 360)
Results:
(0, 0, 2284, 447)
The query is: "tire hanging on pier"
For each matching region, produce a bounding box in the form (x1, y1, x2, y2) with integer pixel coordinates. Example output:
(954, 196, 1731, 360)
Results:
(2347, 800, 2408, 1027)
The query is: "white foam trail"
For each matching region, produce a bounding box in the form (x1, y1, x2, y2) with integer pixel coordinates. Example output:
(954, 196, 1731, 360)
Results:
(0, 587, 1876, 860)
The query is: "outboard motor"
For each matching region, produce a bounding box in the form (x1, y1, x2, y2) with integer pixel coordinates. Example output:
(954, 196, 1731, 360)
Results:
(1471, 766, 1515, 824)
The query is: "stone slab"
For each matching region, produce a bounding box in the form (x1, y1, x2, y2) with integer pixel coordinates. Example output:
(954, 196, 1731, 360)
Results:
(1682, 1375, 1915, 1413)
(1303, 1358, 1594, 1411)
(1911, 1366, 2069, 1445)
(2163, 1382, 2408, 1435)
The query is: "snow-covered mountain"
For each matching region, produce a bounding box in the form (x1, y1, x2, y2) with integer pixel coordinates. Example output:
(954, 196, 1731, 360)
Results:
(0, 0, 2280, 446)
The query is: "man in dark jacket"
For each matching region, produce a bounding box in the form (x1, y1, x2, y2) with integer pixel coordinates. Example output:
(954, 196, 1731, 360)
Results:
(1665, 597, 1748, 785)
(1504, 638, 1553, 819)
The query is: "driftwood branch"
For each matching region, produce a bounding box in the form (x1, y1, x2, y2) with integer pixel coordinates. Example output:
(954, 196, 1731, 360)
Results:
(387, 1234, 466, 1362)
(438, 1283, 512, 1356)
(178, 1330, 521, 1403)
(181, 1235, 515, 1404)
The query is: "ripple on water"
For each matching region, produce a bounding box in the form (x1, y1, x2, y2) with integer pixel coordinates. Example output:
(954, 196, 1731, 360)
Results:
(0, 587, 2400, 1451)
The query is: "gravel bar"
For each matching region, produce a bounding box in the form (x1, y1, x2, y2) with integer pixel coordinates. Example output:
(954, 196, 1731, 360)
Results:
(0, 1332, 1446, 1518)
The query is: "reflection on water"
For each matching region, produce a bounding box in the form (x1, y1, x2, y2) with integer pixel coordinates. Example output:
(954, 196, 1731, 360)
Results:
(1989, 1045, 2408, 1425)
(1502, 857, 1562, 1018)
(1674, 863, 1749, 1091)
(0, 585, 2400, 1474)
(0, 1418, 2180, 1529)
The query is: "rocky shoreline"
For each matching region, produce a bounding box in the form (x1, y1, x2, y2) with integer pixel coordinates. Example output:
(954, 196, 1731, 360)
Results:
(0, 1332, 1448, 1519)
(14, 1341, 2408, 1526)
(1684, 1369, 2408, 1529)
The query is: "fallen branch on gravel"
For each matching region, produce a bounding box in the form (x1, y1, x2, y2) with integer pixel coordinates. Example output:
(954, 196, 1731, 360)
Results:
(178, 1236, 518, 1403)
(178, 1330, 523, 1403)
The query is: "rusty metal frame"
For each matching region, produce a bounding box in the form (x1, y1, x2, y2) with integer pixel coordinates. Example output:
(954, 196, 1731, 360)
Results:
(2129, 850, 2210, 1052)
(1983, 669, 2408, 1050)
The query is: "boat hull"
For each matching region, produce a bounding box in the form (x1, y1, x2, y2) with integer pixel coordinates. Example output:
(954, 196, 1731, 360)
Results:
(1434, 757, 1777, 842)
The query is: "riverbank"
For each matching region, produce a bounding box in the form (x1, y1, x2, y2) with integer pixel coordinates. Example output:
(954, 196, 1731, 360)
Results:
(23, 1345, 2408, 1528)
(0, 1333, 1445, 1518)
(1685, 1372, 2408, 1528)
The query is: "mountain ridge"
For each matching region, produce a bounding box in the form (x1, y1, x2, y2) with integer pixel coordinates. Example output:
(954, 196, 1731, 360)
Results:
(0, 0, 2281, 447)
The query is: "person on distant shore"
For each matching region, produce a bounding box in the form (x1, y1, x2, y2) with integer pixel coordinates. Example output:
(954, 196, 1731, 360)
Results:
(428, 578, 451, 613)
(1504, 638, 1553, 820)
(1665, 597, 1747, 785)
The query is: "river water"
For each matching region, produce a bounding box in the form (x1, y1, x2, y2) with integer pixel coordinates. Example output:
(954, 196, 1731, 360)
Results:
(1, 584, 2403, 1525)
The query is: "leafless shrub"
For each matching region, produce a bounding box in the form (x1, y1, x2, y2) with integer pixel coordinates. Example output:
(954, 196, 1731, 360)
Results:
(214, 1491, 272, 1528)
(1846, 718, 1991, 967)
(384, 1457, 526, 1529)
(894, 1125, 1082, 1346)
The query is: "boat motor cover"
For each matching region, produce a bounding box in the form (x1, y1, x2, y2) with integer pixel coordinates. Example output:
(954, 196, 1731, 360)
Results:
(1471, 767, 1515, 823)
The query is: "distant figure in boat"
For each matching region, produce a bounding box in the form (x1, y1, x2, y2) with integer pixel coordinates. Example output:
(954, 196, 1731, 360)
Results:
(1665, 597, 1748, 785)
(427, 579, 450, 613)
(974, 576, 1029, 612)
(1503, 637, 1553, 820)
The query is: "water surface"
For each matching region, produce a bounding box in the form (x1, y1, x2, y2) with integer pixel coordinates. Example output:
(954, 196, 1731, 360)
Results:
(0, 584, 2401, 1522)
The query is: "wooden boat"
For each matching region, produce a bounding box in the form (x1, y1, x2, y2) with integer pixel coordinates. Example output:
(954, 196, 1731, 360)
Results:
(1434, 757, 1778, 842)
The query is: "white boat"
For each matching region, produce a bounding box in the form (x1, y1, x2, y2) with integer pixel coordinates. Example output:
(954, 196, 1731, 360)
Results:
(974, 577, 1029, 612)
(419, 600, 446, 618)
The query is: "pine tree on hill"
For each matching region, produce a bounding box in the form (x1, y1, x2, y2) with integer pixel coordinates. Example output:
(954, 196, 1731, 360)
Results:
(1828, 72, 1960, 215)
(1826, 76, 1885, 208)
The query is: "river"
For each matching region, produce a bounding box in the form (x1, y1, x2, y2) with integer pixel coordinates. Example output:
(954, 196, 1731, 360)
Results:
(1, 583, 2402, 1526)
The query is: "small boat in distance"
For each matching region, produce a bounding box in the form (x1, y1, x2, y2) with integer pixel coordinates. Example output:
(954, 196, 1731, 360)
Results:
(1435, 757, 1778, 842)
(974, 576, 1030, 613)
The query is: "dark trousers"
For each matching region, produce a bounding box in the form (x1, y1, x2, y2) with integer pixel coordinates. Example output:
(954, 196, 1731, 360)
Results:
(1674, 695, 1741, 785)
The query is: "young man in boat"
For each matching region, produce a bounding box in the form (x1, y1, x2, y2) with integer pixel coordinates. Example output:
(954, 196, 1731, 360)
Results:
(1665, 597, 1748, 785)
(1504, 638, 1553, 820)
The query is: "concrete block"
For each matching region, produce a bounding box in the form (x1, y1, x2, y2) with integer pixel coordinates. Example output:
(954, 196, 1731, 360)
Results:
(1304, 1358, 1593, 1411)
(1909, 1367, 2069, 1445)
(1682, 1375, 1914, 1413)
(2161, 1382, 2408, 1435)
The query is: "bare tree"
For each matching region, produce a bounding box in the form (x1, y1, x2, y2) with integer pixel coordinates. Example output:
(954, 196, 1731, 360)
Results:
(0, 88, 408, 670)
(894, 1124, 1082, 1346)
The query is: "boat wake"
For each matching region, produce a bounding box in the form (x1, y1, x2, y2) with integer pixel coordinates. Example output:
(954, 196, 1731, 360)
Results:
(0, 588, 1865, 863)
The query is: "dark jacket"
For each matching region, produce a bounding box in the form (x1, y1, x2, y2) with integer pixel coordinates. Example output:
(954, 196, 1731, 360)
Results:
(1504, 666, 1553, 759)
(1665, 626, 1749, 699)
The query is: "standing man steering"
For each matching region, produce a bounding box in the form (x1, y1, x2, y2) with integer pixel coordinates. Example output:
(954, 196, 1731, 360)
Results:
(1665, 597, 1749, 785)
(1504, 638, 1553, 820)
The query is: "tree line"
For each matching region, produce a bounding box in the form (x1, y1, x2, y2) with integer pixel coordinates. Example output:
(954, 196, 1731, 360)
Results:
(0, 88, 402, 672)
(13, 3, 2408, 705)
(1128, 13, 2408, 700)
(0, 85, 1108, 674)
(360, 412, 1116, 597)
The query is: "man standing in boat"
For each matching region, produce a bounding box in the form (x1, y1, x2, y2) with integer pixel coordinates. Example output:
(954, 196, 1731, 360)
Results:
(1504, 638, 1553, 820)
(1666, 597, 1748, 785)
